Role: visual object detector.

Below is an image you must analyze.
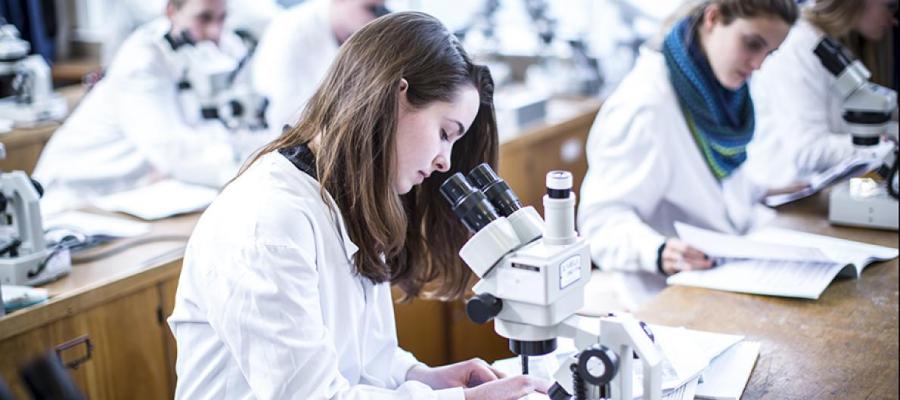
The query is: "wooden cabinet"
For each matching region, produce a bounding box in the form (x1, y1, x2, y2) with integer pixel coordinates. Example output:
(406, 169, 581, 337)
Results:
(159, 277, 180, 397)
(0, 287, 171, 399)
(393, 297, 513, 366)
(392, 291, 450, 366)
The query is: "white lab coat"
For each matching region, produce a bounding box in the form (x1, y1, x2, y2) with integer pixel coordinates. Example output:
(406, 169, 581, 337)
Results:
(101, 0, 166, 66)
(34, 18, 255, 215)
(577, 48, 770, 273)
(168, 152, 464, 400)
(746, 18, 854, 187)
(252, 0, 339, 134)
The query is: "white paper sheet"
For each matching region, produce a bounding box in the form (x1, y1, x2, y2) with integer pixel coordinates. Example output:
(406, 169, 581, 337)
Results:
(663, 377, 700, 400)
(695, 341, 761, 400)
(674, 222, 832, 263)
(93, 179, 219, 220)
(44, 210, 150, 238)
(666, 259, 844, 299)
(748, 227, 899, 272)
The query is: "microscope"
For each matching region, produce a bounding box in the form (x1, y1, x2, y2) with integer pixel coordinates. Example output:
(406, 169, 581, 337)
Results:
(813, 37, 898, 230)
(440, 165, 661, 400)
(0, 144, 71, 286)
(0, 21, 68, 126)
(166, 31, 268, 132)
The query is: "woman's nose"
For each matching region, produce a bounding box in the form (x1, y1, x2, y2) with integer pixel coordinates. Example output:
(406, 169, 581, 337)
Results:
(433, 154, 450, 173)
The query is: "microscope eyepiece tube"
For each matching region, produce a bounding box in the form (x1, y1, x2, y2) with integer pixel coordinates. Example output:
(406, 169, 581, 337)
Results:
(467, 163, 523, 217)
(440, 173, 499, 233)
(546, 171, 572, 199)
(543, 171, 576, 246)
(814, 37, 855, 77)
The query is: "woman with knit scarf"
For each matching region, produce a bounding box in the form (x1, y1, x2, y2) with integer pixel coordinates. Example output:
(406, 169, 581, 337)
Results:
(577, 0, 798, 281)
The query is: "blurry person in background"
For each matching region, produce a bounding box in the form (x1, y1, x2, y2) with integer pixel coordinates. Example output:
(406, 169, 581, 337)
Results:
(747, 0, 898, 187)
(578, 0, 798, 284)
(102, 0, 286, 67)
(252, 0, 389, 134)
(34, 0, 266, 214)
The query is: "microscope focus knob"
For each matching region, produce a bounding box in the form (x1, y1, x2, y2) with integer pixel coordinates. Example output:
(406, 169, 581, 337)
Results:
(466, 293, 502, 324)
(577, 344, 619, 386)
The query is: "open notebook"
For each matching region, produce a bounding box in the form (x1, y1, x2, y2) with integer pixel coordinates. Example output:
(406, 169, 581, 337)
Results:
(666, 223, 898, 299)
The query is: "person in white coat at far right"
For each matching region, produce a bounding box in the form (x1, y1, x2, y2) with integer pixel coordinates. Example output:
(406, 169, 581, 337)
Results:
(33, 0, 265, 215)
(169, 12, 549, 400)
(746, 0, 898, 188)
(251, 0, 388, 135)
(577, 0, 799, 281)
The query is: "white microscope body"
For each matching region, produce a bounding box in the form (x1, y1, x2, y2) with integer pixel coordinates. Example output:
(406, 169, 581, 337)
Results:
(0, 144, 71, 286)
(0, 22, 68, 126)
(165, 31, 268, 132)
(814, 37, 898, 230)
(440, 165, 661, 400)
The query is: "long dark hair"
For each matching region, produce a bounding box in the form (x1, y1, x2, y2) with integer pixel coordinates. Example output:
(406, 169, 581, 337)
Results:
(246, 12, 498, 301)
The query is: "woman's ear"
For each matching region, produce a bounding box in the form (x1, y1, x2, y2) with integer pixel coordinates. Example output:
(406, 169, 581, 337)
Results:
(702, 4, 721, 32)
(398, 78, 409, 94)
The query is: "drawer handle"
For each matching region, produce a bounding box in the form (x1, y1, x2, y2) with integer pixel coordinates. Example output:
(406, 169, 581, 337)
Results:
(54, 335, 93, 369)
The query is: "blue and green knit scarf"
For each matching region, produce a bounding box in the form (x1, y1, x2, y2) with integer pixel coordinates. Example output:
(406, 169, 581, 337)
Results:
(662, 17, 755, 180)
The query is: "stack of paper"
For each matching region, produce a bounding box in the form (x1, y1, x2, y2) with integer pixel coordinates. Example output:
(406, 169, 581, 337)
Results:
(44, 211, 150, 239)
(695, 341, 761, 400)
(666, 223, 898, 299)
(93, 179, 219, 220)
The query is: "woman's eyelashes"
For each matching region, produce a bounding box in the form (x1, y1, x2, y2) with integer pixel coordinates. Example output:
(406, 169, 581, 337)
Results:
(440, 128, 450, 141)
(743, 37, 764, 53)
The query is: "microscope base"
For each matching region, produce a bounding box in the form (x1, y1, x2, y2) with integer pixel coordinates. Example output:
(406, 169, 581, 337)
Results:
(0, 247, 71, 286)
(829, 183, 899, 230)
(0, 95, 68, 127)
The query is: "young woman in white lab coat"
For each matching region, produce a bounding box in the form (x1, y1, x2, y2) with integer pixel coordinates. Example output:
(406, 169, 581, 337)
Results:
(577, 0, 797, 275)
(252, 0, 387, 135)
(33, 0, 255, 214)
(746, 0, 898, 187)
(168, 12, 548, 400)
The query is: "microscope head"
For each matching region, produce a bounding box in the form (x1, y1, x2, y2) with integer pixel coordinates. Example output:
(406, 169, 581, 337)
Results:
(441, 165, 592, 357)
(814, 37, 897, 147)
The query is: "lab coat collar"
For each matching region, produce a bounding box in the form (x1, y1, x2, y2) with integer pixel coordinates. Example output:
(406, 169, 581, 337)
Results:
(276, 152, 360, 261)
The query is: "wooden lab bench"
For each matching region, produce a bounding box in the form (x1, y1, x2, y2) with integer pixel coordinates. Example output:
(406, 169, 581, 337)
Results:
(636, 193, 899, 399)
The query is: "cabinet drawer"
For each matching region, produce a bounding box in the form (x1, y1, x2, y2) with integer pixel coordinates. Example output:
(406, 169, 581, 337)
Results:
(0, 287, 171, 399)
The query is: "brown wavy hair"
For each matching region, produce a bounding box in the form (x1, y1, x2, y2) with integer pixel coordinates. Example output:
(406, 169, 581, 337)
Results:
(245, 12, 498, 301)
